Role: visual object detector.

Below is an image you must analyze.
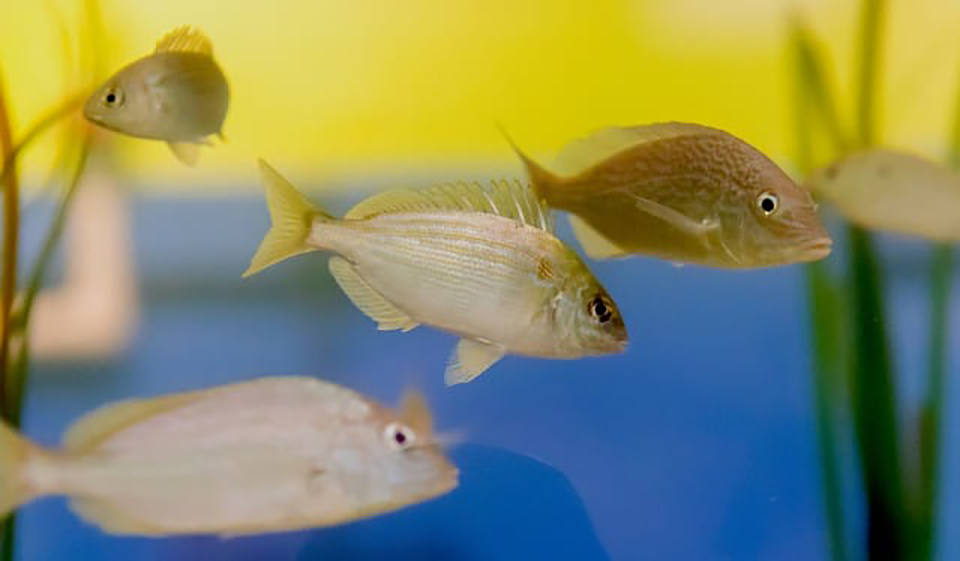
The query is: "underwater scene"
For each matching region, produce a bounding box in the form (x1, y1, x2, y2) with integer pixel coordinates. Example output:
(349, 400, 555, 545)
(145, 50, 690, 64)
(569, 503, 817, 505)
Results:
(0, 0, 959, 559)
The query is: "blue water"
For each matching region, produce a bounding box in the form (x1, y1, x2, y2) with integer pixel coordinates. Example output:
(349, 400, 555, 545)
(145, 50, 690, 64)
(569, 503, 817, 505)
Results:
(14, 194, 960, 560)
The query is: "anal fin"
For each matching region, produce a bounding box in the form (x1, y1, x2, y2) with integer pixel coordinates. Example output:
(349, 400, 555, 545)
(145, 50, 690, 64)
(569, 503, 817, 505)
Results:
(444, 339, 506, 385)
(328, 257, 418, 332)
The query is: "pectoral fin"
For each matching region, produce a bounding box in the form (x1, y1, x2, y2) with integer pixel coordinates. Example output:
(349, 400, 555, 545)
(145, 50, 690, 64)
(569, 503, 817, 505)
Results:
(168, 142, 201, 166)
(444, 339, 506, 385)
(328, 257, 419, 332)
(633, 196, 719, 241)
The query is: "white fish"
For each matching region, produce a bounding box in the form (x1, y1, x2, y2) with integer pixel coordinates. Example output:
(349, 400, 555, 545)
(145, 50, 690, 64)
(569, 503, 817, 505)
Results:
(808, 148, 960, 241)
(244, 160, 628, 385)
(83, 26, 229, 166)
(0, 377, 457, 536)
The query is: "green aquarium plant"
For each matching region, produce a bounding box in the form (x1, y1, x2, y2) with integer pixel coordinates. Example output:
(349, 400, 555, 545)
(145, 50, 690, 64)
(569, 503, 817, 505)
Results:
(791, 0, 953, 559)
(0, 2, 103, 560)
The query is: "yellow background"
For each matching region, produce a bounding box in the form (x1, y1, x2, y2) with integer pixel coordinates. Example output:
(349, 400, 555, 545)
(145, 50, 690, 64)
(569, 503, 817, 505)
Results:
(1, 0, 958, 191)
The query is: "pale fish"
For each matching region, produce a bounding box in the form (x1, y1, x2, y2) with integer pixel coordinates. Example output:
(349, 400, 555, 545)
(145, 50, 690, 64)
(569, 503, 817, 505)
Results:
(808, 148, 960, 241)
(510, 123, 833, 268)
(83, 25, 229, 166)
(0, 377, 457, 537)
(244, 160, 628, 385)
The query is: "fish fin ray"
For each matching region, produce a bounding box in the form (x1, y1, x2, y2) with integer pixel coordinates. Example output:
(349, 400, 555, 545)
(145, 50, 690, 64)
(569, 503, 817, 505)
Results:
(63, 393, 204, 453)
(328, 257, 418, 332)
(244, 160, 330, 278)
(345, 180, 553, 231)
(554, 122, 723, 175)
(168, 142, 200, 166)
(569, 215, 629, 259)
(155, 25, 214, 56)
(444, 339, 506, 385)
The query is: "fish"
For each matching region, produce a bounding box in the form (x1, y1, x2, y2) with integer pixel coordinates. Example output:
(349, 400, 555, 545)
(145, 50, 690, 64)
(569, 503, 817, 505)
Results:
(808, 148, 960, 241)
(0, 376, 457, 537)
(509, 122, 833, 268)
(243, 160, 628, 385)
(83, 25, 229, 166)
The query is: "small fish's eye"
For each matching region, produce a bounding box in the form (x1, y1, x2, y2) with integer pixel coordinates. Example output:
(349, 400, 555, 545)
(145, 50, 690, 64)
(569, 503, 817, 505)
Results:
(103, 88, 124, 108)
(588, 295, 614, 323)
(756, 192, 779, 216)
(385, 422, 415, 451)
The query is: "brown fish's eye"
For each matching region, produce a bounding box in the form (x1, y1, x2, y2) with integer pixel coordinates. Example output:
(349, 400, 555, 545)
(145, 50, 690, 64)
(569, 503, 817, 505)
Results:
(385, 422, 414, 451)
(588, 295, 614, 323)
(756, 192, 779, 216)
(103, 88, 124, 108)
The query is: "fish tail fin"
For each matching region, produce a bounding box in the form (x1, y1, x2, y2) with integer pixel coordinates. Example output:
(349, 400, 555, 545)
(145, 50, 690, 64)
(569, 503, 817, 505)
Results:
(244, 159, 333, 278)
(496, 124, 563, 202)
(0, 421, 41, 517)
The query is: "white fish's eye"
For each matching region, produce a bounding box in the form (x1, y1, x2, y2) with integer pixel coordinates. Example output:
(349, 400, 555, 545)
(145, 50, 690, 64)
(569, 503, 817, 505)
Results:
(384, 422, 415, 451)
(103, 87, 124, 108)
(756, 191, 779, 216)
(588, 295, 614, 324)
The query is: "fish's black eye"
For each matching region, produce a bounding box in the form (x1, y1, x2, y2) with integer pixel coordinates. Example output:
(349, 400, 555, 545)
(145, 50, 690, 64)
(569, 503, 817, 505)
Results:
(756, 191, 779, 216)
(103, 88, 124, 108)
(385, 422, 414, 451)
(588, 295, 614, 323)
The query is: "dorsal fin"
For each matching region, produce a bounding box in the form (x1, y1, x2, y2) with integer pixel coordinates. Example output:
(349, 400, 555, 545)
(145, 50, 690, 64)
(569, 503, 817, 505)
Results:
(155, 25, 214, 56)
(63, 392, 203, 453)
(554, 122, 727, 175)
(345, 179, 554, 231)
(398, 390, 435, 444)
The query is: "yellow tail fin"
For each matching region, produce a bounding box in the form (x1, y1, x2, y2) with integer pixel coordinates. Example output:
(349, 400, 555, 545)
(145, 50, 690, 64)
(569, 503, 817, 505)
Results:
(243, 159, 333, 278)
(0, 421, 38, 517)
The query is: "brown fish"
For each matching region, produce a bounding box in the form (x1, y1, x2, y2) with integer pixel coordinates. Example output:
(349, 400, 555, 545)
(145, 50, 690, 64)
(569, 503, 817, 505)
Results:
(511, 123, 832, 268)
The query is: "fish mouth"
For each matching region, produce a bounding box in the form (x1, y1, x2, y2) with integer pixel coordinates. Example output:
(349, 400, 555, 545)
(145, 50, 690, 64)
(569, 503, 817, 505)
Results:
(799, 236, 833, 261)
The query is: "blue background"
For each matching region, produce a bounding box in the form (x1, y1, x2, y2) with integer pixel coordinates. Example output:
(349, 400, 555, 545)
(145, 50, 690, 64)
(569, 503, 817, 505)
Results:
(13, 192, 960, 560)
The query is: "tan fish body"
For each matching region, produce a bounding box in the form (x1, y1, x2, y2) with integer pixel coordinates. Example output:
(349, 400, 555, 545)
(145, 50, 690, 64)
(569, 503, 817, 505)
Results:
(83, 26, 229, 166)
(244, 160, 627, 385)
(809, 148, 960, 241)
(0, 377, 456, 537)
(511, 123, 832, 268)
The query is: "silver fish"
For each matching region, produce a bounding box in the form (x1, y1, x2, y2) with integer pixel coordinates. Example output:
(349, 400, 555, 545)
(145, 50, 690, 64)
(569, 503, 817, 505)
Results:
(512, 122, 832, 268)
(0, 377, 456, 536)
(244, 160, 628, 385)
(83, 25, 229, 166)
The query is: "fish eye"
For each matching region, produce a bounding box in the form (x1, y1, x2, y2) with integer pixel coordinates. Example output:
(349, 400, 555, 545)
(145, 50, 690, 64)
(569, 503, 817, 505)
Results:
(588, 295, 614, 323)
(385, 422, 415, 451)
(103, 88, 124, 108)
(756, 192, 779, 216)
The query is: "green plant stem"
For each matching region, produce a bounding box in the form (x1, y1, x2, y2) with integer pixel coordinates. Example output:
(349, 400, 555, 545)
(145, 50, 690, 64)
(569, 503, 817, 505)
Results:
(0, 72, 17, 423)
(790, 20, 851, 561)
(849, 0, 909, 559)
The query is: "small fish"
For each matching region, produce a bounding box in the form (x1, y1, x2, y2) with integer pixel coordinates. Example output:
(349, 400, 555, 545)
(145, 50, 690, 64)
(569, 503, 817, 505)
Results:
(0, 377, 457, 537)
(808, 148, 960, 241)
(510, 123, 832, 268)
(83, 25, 229, 166)
(244, 160, 628, 385)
